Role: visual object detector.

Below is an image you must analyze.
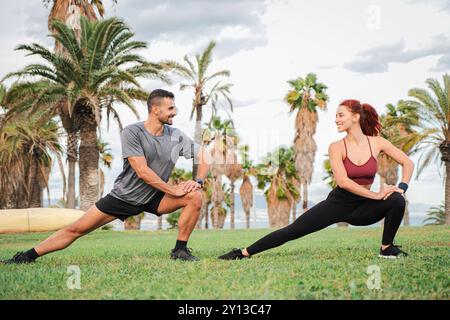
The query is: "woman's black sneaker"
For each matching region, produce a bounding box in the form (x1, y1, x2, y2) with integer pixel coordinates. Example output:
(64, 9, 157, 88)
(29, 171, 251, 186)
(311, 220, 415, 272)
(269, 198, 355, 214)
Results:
(218, 248, 248, 260)
(379, 244, 409, 259)
(170, 248, 199, 261)
(2, 251, 36, 264)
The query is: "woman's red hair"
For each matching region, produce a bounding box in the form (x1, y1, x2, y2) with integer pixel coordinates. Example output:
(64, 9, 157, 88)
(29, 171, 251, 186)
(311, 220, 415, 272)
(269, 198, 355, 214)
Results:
(340, 99, 381, 136)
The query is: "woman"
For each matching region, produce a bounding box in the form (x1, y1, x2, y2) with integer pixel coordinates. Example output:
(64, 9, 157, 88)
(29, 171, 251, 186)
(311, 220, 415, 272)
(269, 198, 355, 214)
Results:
(219, 99, 414, 260)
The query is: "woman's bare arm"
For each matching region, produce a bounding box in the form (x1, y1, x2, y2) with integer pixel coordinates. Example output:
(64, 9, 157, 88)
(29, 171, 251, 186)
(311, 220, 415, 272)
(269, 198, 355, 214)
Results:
(376, 136, 415, 185)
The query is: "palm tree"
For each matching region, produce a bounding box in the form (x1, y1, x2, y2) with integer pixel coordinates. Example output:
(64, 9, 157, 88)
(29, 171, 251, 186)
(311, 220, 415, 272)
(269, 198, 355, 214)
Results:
(198, 175, 213, 229)
(0, 105, 63, 209)
(322, 156, 348, 227)
(220, 183, 233, 229)
(209, 175, 225, 229)
(406, 74, 450, 224)
(223, 137, 242, 229)
(0, 82, 65, 209)
(238, 144, 256, 229)
(162, 40, 233, 179)
(3, 17, 166, 211)
(285, 73, 329, 214)
(256, 146, 300, 228)
(44, 0, 113, 209)
(377, 101, 429, 225)
(422, 202, 445, 225)
(202, 116, 240, 228)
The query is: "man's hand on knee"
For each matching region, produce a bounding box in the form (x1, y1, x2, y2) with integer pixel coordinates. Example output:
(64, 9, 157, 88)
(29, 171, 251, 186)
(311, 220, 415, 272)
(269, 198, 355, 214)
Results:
(179, 180, 202, 193)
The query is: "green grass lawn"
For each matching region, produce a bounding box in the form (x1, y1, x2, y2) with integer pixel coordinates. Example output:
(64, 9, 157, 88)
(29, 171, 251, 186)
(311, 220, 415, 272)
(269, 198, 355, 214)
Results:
(0, 226, 448, 300)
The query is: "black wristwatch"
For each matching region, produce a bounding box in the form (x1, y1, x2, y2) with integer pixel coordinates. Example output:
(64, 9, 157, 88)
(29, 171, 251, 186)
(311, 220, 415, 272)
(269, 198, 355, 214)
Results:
(195, 178, 204, 188)
(398, 182, 408, 193)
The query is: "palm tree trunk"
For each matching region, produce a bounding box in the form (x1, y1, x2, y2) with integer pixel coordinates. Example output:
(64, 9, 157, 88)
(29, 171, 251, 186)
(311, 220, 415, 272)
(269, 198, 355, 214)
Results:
(67, 159, 77, 208)
(29, 152, 42, 208)
(218, 208, 226, 229)
(196, 207, 204, 229)
(230, 181, 235, 229)
(268, 198, 291, 228)
(61, 116, 78, 209)
(244, 209, 250, 229)
(302, 182, 308, 212)
(157, 215, 163, 230)
(446, 162, 450, 225)
(239, 175, 253, 229)
(17, 185, 29, 209)
(212, 206, 219, 229)
(99, 168, 105, 198)
(204, 202, 210, 229)
(403, 194, 410, 226)
(267, 183, 291, 228)
(292, 201, 297, 222)
(78, 121, 99, 211)
(51, 1, 98, 209)
(192, 105, 202, 179)
(197, 194, 209, 229)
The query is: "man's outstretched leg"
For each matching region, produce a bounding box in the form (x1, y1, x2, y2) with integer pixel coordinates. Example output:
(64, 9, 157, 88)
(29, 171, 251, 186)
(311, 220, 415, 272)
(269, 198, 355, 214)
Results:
(2, 205, 116, 264)
(156, 190, 202, 261)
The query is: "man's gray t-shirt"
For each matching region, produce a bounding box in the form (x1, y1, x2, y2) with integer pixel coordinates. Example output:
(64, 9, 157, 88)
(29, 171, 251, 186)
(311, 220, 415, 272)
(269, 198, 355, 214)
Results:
(109, 122, 201, 206)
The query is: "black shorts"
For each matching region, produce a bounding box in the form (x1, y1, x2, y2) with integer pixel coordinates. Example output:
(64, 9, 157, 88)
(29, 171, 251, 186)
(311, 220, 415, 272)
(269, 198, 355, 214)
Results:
(95, 192, 166, 222)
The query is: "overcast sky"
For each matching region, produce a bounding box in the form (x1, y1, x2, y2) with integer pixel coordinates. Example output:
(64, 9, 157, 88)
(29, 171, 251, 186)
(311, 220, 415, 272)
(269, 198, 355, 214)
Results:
(1, 0, 449, 209)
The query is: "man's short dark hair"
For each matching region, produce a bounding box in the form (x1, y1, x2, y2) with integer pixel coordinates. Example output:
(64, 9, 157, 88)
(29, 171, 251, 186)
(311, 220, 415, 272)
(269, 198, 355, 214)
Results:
(147, 89, 175, 112)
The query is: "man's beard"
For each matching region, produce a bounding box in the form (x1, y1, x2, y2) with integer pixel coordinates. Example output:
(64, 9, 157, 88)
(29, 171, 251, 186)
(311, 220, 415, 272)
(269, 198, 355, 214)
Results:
(161, 117, 173, 125)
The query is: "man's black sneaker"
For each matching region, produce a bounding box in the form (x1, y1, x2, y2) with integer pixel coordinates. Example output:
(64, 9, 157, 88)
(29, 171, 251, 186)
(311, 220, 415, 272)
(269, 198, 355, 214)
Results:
(170, 248, 199, 261)
(218, 248, 248, 260)
(379, 244, 409, 259)
(2, 251, 36, 264)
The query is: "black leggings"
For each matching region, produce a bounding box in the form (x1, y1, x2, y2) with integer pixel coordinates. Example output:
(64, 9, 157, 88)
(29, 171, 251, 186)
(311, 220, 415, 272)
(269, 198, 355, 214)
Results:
(246, 186, 406, 256)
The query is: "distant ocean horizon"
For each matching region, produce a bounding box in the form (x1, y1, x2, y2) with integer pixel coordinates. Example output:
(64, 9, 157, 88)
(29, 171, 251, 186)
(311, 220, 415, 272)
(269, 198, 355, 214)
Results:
(113, 210, 429, 231)
(44, 193, 434, 231)
(113, 206, 431, 231)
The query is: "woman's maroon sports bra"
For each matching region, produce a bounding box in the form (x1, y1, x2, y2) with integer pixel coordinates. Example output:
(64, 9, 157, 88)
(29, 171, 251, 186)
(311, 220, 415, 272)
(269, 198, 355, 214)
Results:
(342, 136, 377, 185)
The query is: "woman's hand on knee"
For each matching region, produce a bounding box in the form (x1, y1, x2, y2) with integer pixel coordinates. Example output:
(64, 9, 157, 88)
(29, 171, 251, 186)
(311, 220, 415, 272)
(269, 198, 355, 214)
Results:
(377, 184, 402, 200)
(382, 188, 404, 200)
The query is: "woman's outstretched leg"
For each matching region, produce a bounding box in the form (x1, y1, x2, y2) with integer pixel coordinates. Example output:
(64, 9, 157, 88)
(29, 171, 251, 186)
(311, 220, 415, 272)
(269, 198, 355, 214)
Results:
(219, 199, 347, 259)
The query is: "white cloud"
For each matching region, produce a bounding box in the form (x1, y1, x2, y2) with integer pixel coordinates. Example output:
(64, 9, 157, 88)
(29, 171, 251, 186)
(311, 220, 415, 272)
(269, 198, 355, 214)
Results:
(344, 34, 450, 73)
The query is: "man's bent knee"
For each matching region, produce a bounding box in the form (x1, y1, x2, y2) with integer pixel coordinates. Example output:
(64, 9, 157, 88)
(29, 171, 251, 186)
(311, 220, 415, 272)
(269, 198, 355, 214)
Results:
(185, 190, 203, 209)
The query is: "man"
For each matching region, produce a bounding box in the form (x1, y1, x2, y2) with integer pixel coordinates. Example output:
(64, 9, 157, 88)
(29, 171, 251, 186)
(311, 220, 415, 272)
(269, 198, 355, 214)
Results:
(3, 89, 209, 263)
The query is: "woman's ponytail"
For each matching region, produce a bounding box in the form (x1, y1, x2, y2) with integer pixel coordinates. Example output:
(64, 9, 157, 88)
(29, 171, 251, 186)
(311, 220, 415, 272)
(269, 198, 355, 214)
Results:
(340, 99, 381, 136)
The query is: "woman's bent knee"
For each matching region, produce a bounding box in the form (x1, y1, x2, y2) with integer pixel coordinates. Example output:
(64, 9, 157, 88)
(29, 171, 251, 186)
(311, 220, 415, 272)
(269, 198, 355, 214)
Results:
(387, 192, 406, 208)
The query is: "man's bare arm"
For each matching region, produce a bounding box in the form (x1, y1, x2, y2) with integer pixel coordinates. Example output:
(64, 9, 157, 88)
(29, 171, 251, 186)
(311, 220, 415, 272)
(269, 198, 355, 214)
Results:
(128, 156, 186, 197)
